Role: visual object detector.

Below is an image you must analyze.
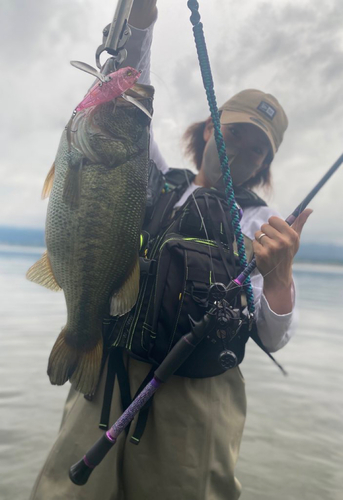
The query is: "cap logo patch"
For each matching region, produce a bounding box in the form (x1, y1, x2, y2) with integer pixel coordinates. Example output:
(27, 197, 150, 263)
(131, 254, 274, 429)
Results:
(257, 101, 276, 120)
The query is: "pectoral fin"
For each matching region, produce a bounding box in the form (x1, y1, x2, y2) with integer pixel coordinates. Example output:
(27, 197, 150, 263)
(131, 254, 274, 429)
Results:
(63, 159, 84, 209)
(26, 251, 61, 291)
(110, 258, 140, 316)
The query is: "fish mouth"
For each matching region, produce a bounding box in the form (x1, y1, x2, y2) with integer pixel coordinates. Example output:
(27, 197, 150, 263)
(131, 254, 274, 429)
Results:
(70, 108, 102, 164)
(69, 83, 155, 164)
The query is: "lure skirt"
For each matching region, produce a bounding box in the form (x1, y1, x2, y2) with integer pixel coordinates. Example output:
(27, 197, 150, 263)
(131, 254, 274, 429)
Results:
(29, 353, 247, 500)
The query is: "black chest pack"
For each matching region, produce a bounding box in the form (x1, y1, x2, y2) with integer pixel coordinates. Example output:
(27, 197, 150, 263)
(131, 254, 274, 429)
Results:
(97, 166, 275, 443)
(103, 167, 268, 376)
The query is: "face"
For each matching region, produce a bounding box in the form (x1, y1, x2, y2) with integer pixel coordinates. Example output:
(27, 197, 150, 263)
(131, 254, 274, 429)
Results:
(201, 122, 271, 187)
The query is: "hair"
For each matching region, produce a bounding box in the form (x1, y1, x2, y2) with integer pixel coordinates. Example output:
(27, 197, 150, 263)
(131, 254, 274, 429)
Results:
(183, 120, 207, 172)
(182, 119, 273, 191)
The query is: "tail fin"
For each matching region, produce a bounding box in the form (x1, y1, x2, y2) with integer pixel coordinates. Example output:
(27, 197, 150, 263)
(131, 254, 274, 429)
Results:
(47, 328, 103, 395)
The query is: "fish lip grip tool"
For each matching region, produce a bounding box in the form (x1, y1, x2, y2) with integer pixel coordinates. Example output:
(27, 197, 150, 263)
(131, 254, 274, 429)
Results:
(95, 0, 134, 71)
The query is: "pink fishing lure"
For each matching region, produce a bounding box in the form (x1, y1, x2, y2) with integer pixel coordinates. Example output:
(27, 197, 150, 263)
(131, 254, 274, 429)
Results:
(75, 67, 141, 112)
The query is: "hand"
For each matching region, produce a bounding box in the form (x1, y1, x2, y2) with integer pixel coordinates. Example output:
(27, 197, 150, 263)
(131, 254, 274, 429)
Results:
(253, 208, 313, 314)
(129, 0, 158, 29)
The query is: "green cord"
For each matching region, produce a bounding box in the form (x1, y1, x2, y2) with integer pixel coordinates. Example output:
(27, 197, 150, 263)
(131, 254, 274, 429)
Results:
(187, 0, 255, 314)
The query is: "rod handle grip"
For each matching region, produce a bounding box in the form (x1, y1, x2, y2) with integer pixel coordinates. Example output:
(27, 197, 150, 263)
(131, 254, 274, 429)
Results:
(69, 433, 115, 485)
(154, 334, 196, 382)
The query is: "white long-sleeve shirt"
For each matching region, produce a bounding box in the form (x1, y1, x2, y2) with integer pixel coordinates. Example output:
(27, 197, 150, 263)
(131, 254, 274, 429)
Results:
(123, 21, 295, 353)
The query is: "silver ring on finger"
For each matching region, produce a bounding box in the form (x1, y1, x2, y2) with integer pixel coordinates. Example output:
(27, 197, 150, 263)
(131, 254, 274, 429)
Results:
(257, 232, 267, 243)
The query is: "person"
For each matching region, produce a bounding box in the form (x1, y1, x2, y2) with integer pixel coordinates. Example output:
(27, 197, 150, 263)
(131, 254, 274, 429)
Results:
(29, 2, 312, 499)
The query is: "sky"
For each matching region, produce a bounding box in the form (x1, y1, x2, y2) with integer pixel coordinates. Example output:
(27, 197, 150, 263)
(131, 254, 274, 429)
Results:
(1, 0, 343, 244)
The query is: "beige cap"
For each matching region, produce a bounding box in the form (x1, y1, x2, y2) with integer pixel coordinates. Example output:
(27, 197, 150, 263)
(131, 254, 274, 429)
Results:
(219, 89, 288, 157)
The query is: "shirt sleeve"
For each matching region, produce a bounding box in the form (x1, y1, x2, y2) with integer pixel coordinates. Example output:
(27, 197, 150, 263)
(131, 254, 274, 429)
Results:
(240, 205, 296, 352)
(124, 19, 170, 173)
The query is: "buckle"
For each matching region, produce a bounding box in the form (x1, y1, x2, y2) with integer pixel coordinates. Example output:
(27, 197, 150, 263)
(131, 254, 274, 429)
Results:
(139, 257, 157, 276)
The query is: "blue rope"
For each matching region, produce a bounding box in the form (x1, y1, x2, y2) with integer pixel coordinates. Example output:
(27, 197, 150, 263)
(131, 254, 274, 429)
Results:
(187, 0, 255, 314)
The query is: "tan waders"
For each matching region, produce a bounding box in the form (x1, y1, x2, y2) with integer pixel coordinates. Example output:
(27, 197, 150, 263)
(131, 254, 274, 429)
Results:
(29, 353, 246, 500)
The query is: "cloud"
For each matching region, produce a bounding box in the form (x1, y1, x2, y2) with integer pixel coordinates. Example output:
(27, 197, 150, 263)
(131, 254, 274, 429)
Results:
(212, 1, 343, 109)
(1, 0, 342, 244)
(0, 0, 91, 61)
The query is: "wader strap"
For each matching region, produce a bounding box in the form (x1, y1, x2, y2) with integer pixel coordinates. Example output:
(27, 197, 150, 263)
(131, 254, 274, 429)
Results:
(99, 348, 132, 431)
(130, 366, 155, 445)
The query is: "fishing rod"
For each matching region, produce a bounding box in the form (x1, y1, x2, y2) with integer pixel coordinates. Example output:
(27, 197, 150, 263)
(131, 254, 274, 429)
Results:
(69, 299, 220, 485)
(68, 0, 343, 487)
(186, 0, 343, 296)
(229, 152, 343, 291)
(68, 152, 343, 485)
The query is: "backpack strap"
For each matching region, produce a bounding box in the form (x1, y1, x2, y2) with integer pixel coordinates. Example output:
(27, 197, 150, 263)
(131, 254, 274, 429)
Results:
(234, 186, 268, 208)
(214, 195, 239, 275)
(213, 179, 268, 209)
(144, 168, 196, 238)
(203, 194, 236, 281)
(99, 349, 132, 432)
(99, 348, 157, 443)
(164, 168, 196, 188)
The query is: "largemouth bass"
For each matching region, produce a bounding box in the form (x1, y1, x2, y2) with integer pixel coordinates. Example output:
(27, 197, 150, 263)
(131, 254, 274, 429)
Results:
(27, 81, 154, 395)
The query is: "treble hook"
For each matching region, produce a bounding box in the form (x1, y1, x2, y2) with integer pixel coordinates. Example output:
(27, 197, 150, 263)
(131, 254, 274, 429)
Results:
(70, 61, 109, 83)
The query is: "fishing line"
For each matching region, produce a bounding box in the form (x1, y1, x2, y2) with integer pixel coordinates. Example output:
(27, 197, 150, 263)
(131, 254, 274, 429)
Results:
(150, 70, 175, 98)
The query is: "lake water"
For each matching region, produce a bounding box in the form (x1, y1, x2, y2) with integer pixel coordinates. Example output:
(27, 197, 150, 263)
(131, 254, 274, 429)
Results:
(0, 249, 342, 500)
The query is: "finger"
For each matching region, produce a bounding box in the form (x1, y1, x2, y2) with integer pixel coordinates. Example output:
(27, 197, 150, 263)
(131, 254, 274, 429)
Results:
(267, 216, 295, 235)
(255, 225, 282, 245)
(255, 231, 268, 246)
(291, 208, 313, 237)
(252, 239, 264, 255)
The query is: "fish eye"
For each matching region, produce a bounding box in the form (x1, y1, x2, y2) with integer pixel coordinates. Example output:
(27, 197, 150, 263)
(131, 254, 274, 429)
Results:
(127, 70, 132, 76)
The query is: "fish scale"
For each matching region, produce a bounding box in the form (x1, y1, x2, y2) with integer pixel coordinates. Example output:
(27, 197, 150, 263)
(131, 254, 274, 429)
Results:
(27, 85, 154, 395)
(48, 105, 150, 344)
